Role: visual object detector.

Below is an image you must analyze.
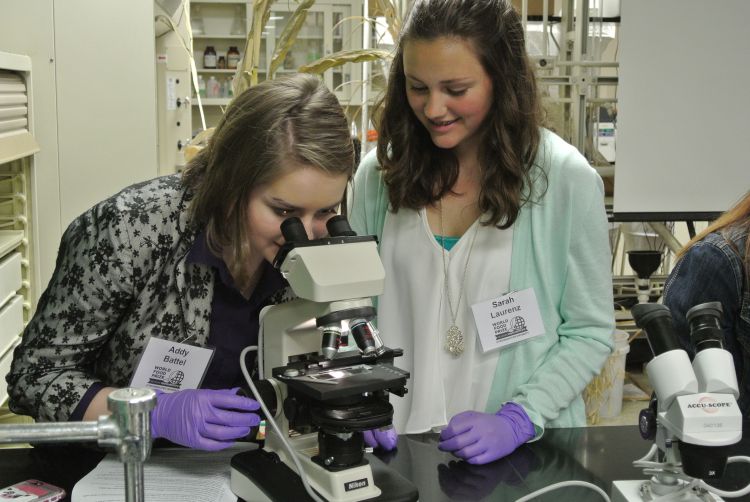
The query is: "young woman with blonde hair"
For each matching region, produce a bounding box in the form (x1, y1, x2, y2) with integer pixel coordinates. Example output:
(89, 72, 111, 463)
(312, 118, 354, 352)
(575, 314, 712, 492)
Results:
(664, 190, 750, 415)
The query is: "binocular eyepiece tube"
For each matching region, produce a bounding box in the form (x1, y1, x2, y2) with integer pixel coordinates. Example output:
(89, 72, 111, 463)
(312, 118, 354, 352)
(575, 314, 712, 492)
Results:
(686, 301, 724, 352)
(280, 215, 357, 245)
(630, 303, 681, 357)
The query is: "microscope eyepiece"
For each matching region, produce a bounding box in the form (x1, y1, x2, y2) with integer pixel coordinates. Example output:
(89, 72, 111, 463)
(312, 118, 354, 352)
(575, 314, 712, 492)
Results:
(281, 217, 309, 243)
(326, 215, 357, 237)
(686, 301, 724, 352)
(631, 303, 681, 356)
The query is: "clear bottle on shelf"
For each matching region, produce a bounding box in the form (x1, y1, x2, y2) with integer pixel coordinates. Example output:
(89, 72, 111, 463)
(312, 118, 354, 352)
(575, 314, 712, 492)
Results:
(230, 5, 245, 36)
(225, 77, 234, 98)
(207, 76, 220, 98)
(191, 5, 205, 36)
(197, 75, 206, 98)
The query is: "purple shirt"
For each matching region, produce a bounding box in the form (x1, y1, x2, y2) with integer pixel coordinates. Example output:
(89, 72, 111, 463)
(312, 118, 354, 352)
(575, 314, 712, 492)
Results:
(188, 232, 286, 389)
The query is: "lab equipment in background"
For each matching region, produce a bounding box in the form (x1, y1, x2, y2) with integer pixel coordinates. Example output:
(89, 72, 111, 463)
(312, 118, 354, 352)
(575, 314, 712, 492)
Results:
(595, 107, 616, 163)
(227, 46, 240, 69)
(223, 77, 233, 98)
(197, 75, 206, 98)
(0, 388, 157, 502)
(206, 76, 220, 98)
(612, 302, 748, 502)
(230, 6, 245, 36)
(203, 46, 217, 69)
(154, 0, 192, 174)
(627, 250, 662, 303)
(230, 216, 418, 502)
(191, 4, 204, 36)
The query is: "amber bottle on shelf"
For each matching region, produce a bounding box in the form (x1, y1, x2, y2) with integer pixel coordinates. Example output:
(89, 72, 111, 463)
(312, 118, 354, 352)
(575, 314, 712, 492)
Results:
(203, 46, 217, 69)
(227, 46, 240, 70)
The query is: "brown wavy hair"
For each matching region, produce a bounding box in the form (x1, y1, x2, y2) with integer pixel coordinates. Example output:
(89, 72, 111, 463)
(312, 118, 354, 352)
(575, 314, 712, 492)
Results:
(182, 74, 355, 289)
(375, 0, 544, 228)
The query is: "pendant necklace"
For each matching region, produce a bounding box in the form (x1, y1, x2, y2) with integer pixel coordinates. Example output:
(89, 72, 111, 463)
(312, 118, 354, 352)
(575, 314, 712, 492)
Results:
(438, 200, 479, 356)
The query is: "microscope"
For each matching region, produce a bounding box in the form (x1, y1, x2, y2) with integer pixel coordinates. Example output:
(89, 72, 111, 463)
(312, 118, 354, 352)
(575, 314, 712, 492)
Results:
(230, 216, 419, 502)
(612, 302, 743, 502)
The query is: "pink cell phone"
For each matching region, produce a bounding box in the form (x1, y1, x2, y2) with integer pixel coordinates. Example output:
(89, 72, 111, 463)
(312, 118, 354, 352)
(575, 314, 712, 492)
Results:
(0, 479, 65, 502)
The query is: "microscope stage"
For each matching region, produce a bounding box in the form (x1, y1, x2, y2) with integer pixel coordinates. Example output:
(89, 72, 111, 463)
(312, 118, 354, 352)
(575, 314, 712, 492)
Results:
(277, 362, 409, 401)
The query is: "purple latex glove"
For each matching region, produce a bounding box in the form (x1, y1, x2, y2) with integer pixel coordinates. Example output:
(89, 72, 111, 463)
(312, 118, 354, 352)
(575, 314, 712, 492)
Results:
(437, 402, 535, 465)
(363, 425, 398, 451)
(151, 388, 260, 451)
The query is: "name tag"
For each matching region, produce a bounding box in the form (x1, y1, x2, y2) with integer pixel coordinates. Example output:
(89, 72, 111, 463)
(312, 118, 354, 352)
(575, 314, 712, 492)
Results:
(130, 337, 214, 392)
(471, 287, 545, 353)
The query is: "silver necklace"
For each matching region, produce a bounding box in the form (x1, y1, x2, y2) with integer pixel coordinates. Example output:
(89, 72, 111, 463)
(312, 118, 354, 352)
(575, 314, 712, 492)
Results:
(438, 201, 479, 356)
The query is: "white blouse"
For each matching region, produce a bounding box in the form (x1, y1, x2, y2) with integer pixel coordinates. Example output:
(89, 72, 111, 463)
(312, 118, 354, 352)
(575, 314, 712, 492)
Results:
(378, 207, 513, 433)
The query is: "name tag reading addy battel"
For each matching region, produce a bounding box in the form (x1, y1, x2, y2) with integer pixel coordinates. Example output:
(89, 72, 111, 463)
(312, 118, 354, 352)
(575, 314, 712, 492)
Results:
(130, 337, 214, 392)
(471, 288, 545, 353)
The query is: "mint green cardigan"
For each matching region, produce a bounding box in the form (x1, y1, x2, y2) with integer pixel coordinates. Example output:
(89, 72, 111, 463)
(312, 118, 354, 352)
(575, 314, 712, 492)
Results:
(349, 129, 615, 436)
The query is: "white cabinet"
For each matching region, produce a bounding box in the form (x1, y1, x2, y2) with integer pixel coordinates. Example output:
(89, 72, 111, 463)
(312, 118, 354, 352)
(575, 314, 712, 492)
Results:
(190, 0, 363, 130)
(0, 1, 160, 294)
(264, 1, 364, 104)
(190, 0, 249, 130)
(0, 51, 35, 405)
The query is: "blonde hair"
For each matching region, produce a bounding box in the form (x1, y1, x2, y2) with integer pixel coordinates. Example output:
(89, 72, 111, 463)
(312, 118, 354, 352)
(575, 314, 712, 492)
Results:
(677, 190, 750, 261)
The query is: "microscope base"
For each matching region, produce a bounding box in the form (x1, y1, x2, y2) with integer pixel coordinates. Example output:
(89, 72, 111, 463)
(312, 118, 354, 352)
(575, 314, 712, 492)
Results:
(612, 480, 724, 502)
(230, 449, 418, 502)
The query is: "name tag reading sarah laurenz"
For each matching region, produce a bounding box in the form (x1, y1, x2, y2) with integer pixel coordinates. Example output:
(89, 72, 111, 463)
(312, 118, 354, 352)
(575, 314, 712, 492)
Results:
(471, 288, 545, 353)
(130, 337, 214, 392)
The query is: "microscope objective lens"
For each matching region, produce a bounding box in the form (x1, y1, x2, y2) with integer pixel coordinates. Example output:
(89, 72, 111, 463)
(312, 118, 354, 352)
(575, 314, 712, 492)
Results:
(350, 319, 377, 356)
(321, 326, 342, 360)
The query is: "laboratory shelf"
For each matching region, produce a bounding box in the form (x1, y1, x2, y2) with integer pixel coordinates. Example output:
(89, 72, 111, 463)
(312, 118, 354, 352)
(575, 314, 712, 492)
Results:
(196, 69, 237, 73)
(0, 230, 23, 258)
(193, 34, 246, 39)
(192, 98, 231, 106)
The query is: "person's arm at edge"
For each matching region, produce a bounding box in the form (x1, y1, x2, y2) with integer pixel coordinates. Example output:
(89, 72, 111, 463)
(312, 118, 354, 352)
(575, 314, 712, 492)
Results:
(512, 146, 615, 435)
(81, 387, 118, 420)
(349, 148, 385, 239)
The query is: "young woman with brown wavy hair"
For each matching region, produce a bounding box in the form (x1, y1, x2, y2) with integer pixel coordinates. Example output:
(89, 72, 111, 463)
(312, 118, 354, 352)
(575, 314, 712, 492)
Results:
(350, 0, 614, 463)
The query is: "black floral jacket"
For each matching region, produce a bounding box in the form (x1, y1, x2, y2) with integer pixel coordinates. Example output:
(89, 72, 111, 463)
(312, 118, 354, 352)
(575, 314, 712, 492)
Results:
(6, 175, 272, 421)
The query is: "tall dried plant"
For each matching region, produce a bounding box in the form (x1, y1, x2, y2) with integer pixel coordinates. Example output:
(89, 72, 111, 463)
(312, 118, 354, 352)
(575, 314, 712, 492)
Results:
(186, 0, 401, 161)
(269, 0, 316, 79)
(233, 0, 272, 96)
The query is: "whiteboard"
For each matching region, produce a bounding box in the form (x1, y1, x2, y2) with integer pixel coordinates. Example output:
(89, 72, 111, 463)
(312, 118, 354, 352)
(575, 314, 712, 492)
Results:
(613, 0, 750, 220)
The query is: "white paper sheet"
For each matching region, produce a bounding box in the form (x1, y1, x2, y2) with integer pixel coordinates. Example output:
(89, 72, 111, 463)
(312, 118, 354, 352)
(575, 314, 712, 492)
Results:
(72, 444, 257, 502)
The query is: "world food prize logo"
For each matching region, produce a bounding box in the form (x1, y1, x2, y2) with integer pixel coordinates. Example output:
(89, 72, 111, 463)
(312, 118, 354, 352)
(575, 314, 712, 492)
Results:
(148, 367, 185, 390)
(494, 315, 528, 341)
(509, 316, 526, 332)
